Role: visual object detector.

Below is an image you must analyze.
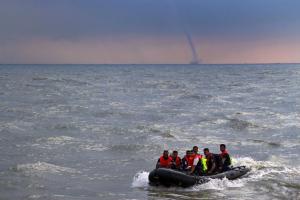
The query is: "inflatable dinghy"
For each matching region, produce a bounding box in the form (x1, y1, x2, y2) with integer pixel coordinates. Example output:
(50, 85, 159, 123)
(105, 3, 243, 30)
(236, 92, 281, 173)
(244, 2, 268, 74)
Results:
(149, 166, 250, 187)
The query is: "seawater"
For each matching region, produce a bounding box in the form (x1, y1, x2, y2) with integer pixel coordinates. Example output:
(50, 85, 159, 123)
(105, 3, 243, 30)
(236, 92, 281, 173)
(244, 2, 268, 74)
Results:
(0, 64, 299, 200)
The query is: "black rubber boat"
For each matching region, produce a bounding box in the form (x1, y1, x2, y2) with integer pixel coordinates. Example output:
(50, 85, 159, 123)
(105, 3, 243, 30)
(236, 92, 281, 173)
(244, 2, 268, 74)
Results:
(148, 166, 250, 187)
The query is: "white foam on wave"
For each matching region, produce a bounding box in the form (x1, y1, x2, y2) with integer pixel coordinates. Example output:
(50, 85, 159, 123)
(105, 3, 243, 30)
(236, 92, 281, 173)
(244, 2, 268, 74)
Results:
(131, 171, 149, 188)
(34, 136, 108, 152)
(132, 156, 300, 191)
(192, 156, 300, 191)
(232, 156, 300, 182)
(0, 121, 33, 132)
(43, 136, 75, 145)
(16, 162, 79, 175)
(274, 112, 300, 128)
(192, 177, 245, 191)
(79, 143, 108, 152)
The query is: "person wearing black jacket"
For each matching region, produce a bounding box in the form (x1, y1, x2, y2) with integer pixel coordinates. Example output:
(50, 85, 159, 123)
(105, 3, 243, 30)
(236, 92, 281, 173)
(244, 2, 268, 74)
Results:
(203, 148, 222, 174)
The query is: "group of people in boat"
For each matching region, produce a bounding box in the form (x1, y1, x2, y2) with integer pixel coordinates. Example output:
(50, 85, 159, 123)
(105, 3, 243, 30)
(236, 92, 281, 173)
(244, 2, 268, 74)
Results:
(156, 144, 232, 175)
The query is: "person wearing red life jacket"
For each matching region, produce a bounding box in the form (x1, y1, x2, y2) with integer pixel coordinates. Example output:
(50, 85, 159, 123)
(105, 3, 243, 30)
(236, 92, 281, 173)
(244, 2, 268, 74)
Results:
(181, 150, 193, 171)
(156, 150, 172, 169)
(170, 150, 181, 170)
(189, 146, 204, 175)
(219, 144, 232, 172)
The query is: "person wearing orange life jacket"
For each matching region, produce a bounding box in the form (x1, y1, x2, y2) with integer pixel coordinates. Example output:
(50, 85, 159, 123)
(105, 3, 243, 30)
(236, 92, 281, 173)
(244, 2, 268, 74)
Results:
(181, 150, 193, 171)
(189, 146, 204, 175)
(219, 144, 232, 172)
(156, 150, 173, 169)
(170, 150, 181, 170)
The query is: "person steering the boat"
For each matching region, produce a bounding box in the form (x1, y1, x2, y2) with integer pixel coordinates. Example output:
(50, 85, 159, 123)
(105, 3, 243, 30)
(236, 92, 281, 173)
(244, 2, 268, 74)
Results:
(220, 144, 232, 171)
(170, 150, 181, 170)
(203, 148, 221, 174)
(156, 150, 173, 169)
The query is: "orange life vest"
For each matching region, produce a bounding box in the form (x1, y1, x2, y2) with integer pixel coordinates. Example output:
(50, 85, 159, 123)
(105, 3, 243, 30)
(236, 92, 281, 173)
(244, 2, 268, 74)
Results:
(196, 154, 203, 159)
(187, 155, 195, 167)
(159, 156, 172, 168)
(190, 154, 203, 166)
(173, 156, 181, 167)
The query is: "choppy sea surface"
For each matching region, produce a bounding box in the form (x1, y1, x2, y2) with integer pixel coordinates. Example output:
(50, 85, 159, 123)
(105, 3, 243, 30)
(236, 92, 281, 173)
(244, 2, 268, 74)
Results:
(0, 64, 299, 200)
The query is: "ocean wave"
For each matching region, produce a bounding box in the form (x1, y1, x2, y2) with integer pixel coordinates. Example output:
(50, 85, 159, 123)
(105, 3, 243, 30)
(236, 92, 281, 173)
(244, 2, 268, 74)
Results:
(192, 177, 245, 191)
(108, 144, 157, 154)
(178, 92, 213, 102)
(92, 109, 132, 118)
(33, 136, 108, 152)
(14, 162, 79, 175)
(141, 80, 186, 90)
(132, 171, 149, 188)
(35, 136, 75, 146)
(226, 118, 259, 130)
(137, 124, 178, 139)
(132, 156, 300, 190)
(233, 156, 300, 181)
(245, 139, 281, 147)
(47, 123, 78, 130)
(274, 112, 300, 128)
(32, 77, 48, 81)
(49, 78, 90, 86)
(79, 143, 108, 152)
(195, 116, 262, 132)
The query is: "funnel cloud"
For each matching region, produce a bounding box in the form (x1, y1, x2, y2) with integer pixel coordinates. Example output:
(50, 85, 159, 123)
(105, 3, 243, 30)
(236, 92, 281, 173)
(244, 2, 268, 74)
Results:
(184, 30, 200, 64)
(166, 0, 201, 64)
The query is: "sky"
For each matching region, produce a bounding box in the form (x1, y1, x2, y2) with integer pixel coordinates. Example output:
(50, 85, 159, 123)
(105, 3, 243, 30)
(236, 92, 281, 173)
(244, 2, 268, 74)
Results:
(0, 0, 300, 64)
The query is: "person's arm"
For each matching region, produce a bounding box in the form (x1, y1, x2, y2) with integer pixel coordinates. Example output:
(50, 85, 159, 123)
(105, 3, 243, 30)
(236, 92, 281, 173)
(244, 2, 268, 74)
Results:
(156, 158, 160, 169)
(227, 154, 232, 165)
(189, 157, 199, 174)
(208, 161, 216, 174)
(224, 154, 231, 166)
(221, 155, 226, 165)
(177, 159, 182, 170)
(170, 158, 176, 169)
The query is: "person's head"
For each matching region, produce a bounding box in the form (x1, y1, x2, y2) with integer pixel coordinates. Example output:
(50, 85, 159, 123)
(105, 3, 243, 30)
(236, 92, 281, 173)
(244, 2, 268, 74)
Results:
(192, 146, 198, 154)
(186, 150, 192, 156)
(163, 150, 169, 158)
(220, 144, 226, 152)
(172, 150, 178, 158)
(203, 148, 210, 156)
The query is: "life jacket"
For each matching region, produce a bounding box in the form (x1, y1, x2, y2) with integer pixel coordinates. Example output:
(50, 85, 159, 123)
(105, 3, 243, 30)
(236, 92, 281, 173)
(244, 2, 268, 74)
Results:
(172, 156, 181, 168)
(220, 150, 229, 158)
(201, 158, 207, 172)
(159, 156, 172, 168)
(220, 150, 232, 166)
(194, 156, 207, 174)
(189, 153, 203, 167)
(196, 154, 203, 159)
(187, 155, 195, 167)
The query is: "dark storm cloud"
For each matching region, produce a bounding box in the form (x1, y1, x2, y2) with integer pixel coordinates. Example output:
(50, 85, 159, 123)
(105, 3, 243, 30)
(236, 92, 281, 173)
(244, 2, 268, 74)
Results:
(1, 0, 300, 42)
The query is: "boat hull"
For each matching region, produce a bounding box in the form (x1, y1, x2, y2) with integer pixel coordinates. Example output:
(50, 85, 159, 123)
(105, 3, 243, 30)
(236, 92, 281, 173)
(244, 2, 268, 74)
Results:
(149, 166, 250, 187)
